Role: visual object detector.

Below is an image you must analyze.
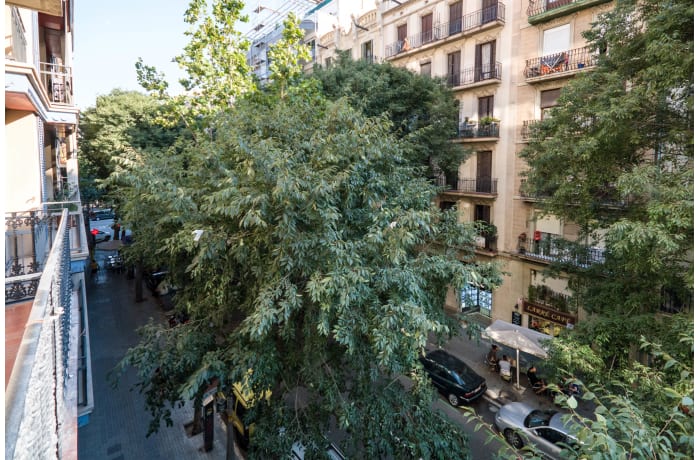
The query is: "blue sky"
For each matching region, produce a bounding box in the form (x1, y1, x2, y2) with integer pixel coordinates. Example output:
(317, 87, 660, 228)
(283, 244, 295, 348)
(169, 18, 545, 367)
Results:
(73, 1, 285, 109)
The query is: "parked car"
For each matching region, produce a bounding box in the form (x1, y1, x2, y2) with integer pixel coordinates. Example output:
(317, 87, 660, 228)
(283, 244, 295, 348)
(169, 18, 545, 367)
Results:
(145, 270, 170, 295)
(419, 349, 487, 406)
(494, 402, 582, 459)
(91, 209, 115, 220)
(93, 229, 110, 242)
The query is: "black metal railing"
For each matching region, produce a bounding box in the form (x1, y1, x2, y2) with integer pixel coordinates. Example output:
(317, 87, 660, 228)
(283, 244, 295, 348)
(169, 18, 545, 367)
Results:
(9, 7, 27, 63)
(435, 176, 498, 194)
(527, 0, 609, 17)
(446, 62, 502, 87)
(457, 122, 500, 138)
(528, 284, 575, 313)
(385, 3, 505, 58)
(521, 119, 538, 141)
(524, 46, 597, 79)
(518, 236, 605, 267)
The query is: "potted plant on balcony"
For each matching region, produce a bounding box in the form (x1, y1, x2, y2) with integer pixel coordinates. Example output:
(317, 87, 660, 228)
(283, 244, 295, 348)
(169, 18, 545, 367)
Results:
(478, 116, 500, 137)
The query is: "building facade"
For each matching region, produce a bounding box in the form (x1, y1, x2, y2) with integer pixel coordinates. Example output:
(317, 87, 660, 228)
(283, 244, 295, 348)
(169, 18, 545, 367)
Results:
(294, 0, 614, 335)
(5, 0, 93, 458)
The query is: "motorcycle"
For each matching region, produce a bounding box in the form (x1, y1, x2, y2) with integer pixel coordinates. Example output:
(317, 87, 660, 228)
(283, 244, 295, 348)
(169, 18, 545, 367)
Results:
(106, 254, 124, 272)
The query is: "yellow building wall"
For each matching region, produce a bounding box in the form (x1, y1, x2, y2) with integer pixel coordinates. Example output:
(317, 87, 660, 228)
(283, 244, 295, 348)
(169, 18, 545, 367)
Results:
(5, 110, 42, 212)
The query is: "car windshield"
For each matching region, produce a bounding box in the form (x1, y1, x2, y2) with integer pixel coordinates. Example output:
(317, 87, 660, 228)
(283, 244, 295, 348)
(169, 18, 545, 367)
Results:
(524, 410, 554, 428)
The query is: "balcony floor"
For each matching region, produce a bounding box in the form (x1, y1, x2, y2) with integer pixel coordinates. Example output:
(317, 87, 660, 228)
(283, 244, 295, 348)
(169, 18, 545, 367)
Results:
(5, 299, 33, 389)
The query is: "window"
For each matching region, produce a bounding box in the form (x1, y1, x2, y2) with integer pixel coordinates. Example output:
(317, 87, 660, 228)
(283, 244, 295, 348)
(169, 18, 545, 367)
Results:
(478, 96, 494, 119)
(475, 41, 496, 81)
(449, 2, 463, 35)
(542, 24, 570, 56)
(421, 13, 433, 44)
(482, 0, 498, 24)
(447, 51, 461, 86)
(460, 284, 492, 316)
(420, 60, 431, 76)
(325, 56, 333, 68)
(440, 200, 456, 210)
(541, 88, 561, 119)
(475, 204, 491, 223)
(361, 40, 373, 62)
(397, 23, 407, 42)
(476, 151, 492, 192)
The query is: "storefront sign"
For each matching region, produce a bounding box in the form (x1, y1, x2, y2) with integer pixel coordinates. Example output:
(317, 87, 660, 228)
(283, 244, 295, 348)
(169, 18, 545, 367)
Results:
(511, 311, 522, 326)
(522, 301, 575, 327)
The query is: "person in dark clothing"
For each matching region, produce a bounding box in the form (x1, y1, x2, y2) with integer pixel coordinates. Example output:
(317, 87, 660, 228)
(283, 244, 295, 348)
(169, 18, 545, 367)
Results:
(487, 344, 499, 371)
(527, 365, 547, 395)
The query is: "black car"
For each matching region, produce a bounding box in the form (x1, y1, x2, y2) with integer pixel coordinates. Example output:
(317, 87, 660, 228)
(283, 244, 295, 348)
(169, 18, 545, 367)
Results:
(419, 349, 487, 406)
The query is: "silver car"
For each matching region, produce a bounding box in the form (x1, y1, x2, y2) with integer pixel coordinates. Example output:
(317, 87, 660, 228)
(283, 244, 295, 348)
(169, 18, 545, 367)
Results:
(494, 402, 582, 459)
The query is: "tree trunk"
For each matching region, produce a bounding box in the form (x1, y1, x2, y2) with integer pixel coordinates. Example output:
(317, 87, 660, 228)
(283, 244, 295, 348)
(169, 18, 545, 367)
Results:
(135, 261, 144, 302)
(226, 420, 237, 460)
(191, 393, 203, 435)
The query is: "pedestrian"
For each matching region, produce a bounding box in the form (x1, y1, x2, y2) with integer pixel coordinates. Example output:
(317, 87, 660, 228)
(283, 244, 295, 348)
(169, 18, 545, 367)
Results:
(527, 365, 547, 395)
(487, 344, 499, 371)
(498, 355, 512, 381)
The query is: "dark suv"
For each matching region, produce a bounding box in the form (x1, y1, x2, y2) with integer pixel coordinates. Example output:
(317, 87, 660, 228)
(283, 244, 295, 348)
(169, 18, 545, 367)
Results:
(419, 349, 487, 406)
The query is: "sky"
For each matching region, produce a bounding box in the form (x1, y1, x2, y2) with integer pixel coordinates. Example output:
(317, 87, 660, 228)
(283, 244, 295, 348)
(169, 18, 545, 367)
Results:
(73, 0, 295, 109)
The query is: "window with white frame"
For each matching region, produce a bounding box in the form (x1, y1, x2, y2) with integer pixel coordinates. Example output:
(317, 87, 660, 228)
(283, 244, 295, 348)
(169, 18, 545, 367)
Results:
(542, 24, 570, 56)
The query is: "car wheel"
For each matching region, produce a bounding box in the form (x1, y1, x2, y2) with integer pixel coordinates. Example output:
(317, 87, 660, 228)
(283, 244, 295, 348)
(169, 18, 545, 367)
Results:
(447, 393, 460, 407)
(504, 429, 524, 449)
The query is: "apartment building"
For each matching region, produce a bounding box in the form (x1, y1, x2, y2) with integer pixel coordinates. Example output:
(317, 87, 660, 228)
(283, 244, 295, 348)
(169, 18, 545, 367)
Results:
(296, 0, 617, 336)
(5, 0, 92, 458)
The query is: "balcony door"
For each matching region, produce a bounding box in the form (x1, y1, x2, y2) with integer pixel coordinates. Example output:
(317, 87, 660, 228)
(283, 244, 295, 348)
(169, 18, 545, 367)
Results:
(447, 51, 461, 87)
(421, 13, 434, 44)
(475, 41, 496, 81)
(476, 151, 492, 193)
(449, 2, 463, 35)
(482, 0, 498, 24)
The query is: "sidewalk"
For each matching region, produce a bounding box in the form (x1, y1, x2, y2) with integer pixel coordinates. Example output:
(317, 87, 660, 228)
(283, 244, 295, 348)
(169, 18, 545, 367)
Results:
(78, 248, 239, 460)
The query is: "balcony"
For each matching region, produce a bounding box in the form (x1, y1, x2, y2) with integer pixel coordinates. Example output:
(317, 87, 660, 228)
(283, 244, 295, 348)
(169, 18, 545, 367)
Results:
(524, 46, 597, 82)
(517, 236, 605, 267)
(6, 209, 79, 459)
(6, 206, 88, 304)
(527, 0, 613, 25)
(446, 62, 502, 88)
(435, 175, 498, 196)
(385, 3, 505, 58)
(456, 121, 500, 140)
(7, 7, 28, 63)
(520, 119, 539, 141)
(39, 61, 74, 105)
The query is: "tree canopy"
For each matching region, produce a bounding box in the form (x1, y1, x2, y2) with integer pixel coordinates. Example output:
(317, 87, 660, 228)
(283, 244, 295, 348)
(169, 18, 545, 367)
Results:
(110, 4, 500, 458)
(311, 52, 466, 174)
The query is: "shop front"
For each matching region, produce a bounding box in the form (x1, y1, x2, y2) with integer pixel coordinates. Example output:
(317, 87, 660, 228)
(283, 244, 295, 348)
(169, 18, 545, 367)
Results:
(522, 300, 575, 337)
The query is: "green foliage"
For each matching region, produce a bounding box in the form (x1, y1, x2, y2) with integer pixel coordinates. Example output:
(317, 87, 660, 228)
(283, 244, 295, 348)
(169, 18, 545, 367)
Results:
(517, 0, 693, 457)
(114, 76, 500, 455)
(78, 89, 181, 207)
(310, 52, 467, 174)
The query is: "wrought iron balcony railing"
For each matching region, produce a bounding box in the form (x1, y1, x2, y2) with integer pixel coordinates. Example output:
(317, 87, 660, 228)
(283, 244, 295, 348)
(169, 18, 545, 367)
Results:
(524, 46, 597, 79)
(39, 60, 74, 105)
(6, 209, 75, 459)
(527, 0, 612, 21)
(6, 205, 86, 303)
(435, 175, 498, 194)
(385, 3, 505, 58)
(521, 119, 539, 141)
(446, 62, 502, 87)
(457, 121, 500, 139)
(517, 236, 605, 267)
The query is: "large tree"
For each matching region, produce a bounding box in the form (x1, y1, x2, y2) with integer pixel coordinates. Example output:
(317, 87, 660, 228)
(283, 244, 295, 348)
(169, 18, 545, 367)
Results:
(311, 52, 467, 174)
(112, 4, 500, 459)
(517, 0, 693, 457)
(78, 89, 182, 207)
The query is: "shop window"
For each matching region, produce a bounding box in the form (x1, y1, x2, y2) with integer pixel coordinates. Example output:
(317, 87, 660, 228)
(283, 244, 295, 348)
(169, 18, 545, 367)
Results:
(460, 284, 492, 317)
